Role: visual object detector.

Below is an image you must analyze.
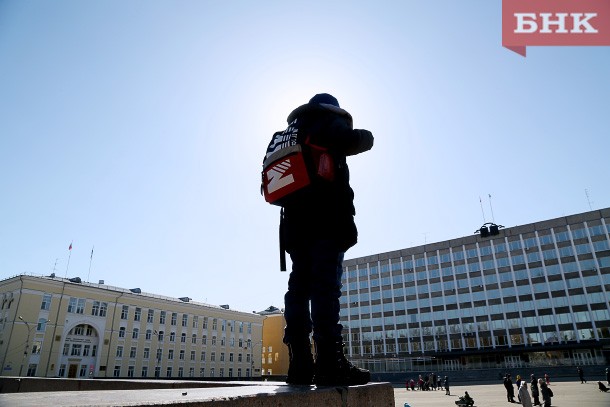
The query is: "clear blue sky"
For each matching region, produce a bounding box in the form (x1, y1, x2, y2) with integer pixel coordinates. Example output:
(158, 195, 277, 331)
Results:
(1, 1, 609, 313)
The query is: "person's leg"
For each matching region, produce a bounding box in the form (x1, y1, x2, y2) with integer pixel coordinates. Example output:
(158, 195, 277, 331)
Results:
(283, 246, 314, 384)
(309, 240, 369, 386)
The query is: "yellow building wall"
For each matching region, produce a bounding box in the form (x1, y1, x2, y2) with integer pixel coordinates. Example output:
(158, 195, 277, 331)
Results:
(0, 275, 264, 379)
(261, 313, 289, 376)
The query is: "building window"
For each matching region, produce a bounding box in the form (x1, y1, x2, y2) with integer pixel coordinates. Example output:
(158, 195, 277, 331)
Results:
(193, 316, 198, 328)
(160, 311, 166, 324)
(202, 317, 208, 329)
(229, 368, 233, 377)
(219, 368, 224, 377)
(146, 329, 152, 340)
(92, 301, 100, 316)
(200, 368, 205, 377)
(26, 364, 37, 377)
(202, 335, 207, 345)
(119, 327, 126, 338)
(92, 345, 97, 357)
(37, 318, 48, 332)
(220, 352, 225, 362)
(211, 336, 216, 346)
(238, 368, 242, 378)
(67, 297, 77, 313)
(71, 344, 82, 356)
(143, 347, 150, 359)
(166, 367, 172, 377)
(156, 348, 162, 361)
(212, 318, 218, 331)
(210, 368, 215, 377)
(201, 351, 206, 361)
(31, 341, 42, 354)
(100, 302, 108, 317)
(210, 352, 216, 362)
(79, 364, 87, 377)
(132, 328, 139, 339)
(114, 366, 121, 377)
(179, 350, 185, 360)
(190, 350, 196, 361)
(157, 331, 164, 341)
(121, 305, 129, 320)
(76, 298, 85, 314)
(41, 293, 52, 310)
(170, 332, 176, 342)
(116, 346, 123, 357)
(181, 333, 186, 343)
(178, 367, 184, 377)
(221, 320, 226, 332)
(141, 366, 148, 377)
(130, 347, 137, 358)
(189, 367, 195, 377)
(147, 309, 154, 323)
(229, 353, 234, 362)
(83, 345, 90, 356)
(59, 364, 66, 377)
(168, 349, 174, 360)
(171, 313, 177, 326)
(192, 334, 197, 344)
(73, 325, 84, 335)
(182, 314, 188, 327)
(134, 307, 141, 321)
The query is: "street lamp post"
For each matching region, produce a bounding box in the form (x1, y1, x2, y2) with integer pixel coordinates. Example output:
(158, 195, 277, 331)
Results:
(17, 316, 38, 377)
(153, 330, 162, 378)
(244, 340, 263, 379)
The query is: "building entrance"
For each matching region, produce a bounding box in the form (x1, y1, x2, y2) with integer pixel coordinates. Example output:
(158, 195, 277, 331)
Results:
(68, 364, 78, 378)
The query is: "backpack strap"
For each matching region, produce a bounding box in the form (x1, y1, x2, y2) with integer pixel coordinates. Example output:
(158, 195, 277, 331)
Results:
(279, 208, 287, 272)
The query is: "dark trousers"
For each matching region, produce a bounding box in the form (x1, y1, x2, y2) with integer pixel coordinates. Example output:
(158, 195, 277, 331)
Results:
(283, 239, 344, 345)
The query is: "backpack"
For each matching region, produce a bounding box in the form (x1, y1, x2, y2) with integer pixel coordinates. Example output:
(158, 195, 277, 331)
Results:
(261, 117, 333, 206)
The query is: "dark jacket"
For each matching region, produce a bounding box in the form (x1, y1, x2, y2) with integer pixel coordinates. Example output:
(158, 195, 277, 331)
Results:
(282, 103, 373, 252)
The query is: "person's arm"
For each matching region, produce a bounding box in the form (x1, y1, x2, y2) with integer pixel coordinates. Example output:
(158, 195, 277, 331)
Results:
(323, 115, 374, 156)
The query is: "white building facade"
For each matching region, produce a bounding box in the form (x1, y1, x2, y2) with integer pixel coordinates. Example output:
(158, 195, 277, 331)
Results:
(340, 208, 610, 373)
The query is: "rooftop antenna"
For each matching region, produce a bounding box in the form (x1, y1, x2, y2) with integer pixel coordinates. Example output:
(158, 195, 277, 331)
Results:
(479, 196, 487, 223)
(488, 194, 495, 223)
(52, 258, 58, 274)
(585, 189, 593, 211)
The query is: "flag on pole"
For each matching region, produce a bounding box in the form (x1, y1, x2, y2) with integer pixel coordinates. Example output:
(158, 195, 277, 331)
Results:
(69, 242, 73, 251)
(90, 246, 94, 260)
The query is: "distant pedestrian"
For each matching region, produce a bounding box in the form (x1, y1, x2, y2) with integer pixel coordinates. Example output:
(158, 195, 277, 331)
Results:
(544, 373, 550, 385)
(606, 367, 609, 385)
(530, 374, 541, 406)
(577, 366, 586, 383)
(504, 374, 516, 402)
(540, 379, 553, 407)
(519, 381, 533, 407)
(516, 375, 522, 402)
(431, 372, 437, 390)
(444, 376, 450, 395)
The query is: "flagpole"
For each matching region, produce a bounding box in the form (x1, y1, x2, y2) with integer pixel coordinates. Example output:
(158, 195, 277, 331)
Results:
(64, 242, 73, 278)
(87, 246, 94, 282)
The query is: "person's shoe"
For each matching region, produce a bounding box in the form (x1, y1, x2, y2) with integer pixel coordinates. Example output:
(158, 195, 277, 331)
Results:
(285, 340, 314, 385)
(313, 341, 370, 386)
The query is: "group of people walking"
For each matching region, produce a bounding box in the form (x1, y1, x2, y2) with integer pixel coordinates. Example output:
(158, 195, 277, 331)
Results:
(405, 373, 450, 395)
(503, 373, 553, 407)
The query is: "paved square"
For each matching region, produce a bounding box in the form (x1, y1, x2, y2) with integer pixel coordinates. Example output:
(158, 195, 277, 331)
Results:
(394, 380, 610, 407)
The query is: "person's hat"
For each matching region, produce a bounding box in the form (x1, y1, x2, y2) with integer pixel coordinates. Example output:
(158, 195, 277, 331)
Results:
(309, 93, 340, 107)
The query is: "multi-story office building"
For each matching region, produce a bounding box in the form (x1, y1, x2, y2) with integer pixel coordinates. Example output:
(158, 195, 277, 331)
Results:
(0, 275, 264, 379)
(340, 208, 610, 373)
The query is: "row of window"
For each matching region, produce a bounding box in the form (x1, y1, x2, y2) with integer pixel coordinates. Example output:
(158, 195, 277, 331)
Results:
(116, 327, 250, 349)
(345, 224, 609, 278)
(346, 327, 609, 356)
(115, 346, 253, 364)
(50, 363, 252, 379)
